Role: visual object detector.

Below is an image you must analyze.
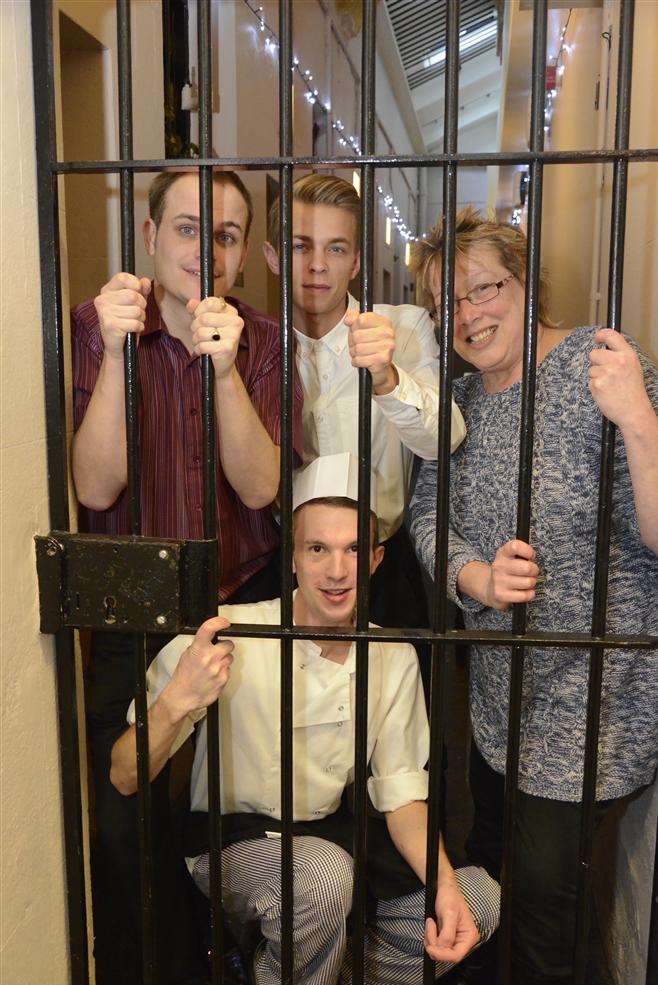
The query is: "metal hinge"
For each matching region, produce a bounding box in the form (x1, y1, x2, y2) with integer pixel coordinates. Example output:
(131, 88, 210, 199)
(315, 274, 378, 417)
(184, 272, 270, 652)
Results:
(35, 532, 218, 634)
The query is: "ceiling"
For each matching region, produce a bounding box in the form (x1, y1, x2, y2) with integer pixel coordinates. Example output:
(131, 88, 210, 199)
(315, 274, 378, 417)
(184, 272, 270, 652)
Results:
(384, 0, 502, 152)
(385, 0, 499, 89)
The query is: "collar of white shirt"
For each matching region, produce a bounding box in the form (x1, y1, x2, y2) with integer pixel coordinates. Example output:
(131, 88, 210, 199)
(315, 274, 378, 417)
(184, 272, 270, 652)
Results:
(293, 590, 358, 677)
(297, 636, 357, 678)
(294, 293, 360, 358)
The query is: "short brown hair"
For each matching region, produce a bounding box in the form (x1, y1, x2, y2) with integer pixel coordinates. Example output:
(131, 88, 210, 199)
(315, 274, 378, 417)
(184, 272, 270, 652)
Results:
(293, 496, 379, 545)
(267, 172, 361, 249)
(411, 206, 557, 328)
(148, 170, 254, 240)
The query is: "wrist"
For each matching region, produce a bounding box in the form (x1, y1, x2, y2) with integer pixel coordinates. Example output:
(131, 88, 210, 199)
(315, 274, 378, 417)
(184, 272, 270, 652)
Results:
(372, 365, 399, 395)
(457, 560, 491, 605)
(437, 867, 459, 888)
(213, 361, 239, 384)
(157, 684, 192, 727)
(101, 347, 126, 365)
(618, 399, 657, 441)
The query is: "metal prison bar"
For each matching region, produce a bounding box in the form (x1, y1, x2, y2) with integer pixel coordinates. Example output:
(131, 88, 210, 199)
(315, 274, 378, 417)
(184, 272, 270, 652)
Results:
(424, 1, 460, 983)
(195, 3, 226, 981)
(278, 1, 295, 981)
(574, 2, 636, 981)
(28, 2, 658, 985)
(116, 2, 159, 978)
(499, 3, 547, 976)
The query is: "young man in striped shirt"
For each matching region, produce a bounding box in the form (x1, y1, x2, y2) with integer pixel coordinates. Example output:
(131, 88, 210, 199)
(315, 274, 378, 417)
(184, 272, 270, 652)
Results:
(72, 169, 303, 983)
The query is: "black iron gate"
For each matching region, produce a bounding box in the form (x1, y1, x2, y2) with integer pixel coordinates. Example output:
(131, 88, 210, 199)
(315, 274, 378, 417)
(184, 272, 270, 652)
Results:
(30, 1, 657, 983)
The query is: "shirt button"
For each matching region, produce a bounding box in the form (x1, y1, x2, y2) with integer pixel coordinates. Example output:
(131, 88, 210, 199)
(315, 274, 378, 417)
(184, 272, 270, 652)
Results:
(322, 373, 328, 380)
(338, 705, 344, 712)
(313, 810, 322, 815)
(190, 407, 198, 416)
(337, 721, 343, 728)
(193, 456, 200, 465)
(325, 766, 333, 773)
(299, 664, 306, 670)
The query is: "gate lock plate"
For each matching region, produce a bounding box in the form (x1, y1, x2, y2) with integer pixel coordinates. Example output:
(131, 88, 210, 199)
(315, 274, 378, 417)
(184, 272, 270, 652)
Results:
(35, 532, 218, 634)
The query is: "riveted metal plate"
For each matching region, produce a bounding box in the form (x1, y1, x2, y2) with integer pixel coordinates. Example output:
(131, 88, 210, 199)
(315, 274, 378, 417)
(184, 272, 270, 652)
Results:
(35, 532, 217, 634)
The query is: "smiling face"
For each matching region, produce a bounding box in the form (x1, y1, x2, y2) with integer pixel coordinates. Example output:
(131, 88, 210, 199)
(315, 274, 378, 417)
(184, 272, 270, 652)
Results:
(293, 503, 383, 628)
(264, 201, 360, 339)
(143, 173, 248, 326)
(430, 245, 528, 392)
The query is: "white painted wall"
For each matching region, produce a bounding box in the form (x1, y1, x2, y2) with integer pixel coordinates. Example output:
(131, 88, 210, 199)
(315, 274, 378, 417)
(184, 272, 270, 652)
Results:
(1, 5, 164, 983)
(1, 3, 69, 983)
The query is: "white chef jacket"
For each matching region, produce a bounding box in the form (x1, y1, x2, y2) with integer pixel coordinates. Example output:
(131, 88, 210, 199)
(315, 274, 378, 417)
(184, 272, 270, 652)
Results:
(294, 295, 466, 541)
(127, 597, 429, 825)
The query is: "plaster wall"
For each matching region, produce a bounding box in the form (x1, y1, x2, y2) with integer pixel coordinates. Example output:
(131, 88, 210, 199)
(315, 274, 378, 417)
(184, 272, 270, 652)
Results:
(1, 4, 164, 982)
(57, 0, 165, 289)
(598, 0, 658, 361)
(498, 1, 657, 356)
(541, 7, 603, 330)
(1, 3, 68, 983)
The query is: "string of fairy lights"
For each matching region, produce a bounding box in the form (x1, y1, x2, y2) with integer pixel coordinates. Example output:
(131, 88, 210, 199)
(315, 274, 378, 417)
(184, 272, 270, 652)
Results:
(244, 0, 419, 243)
(544, 9, 574, 138)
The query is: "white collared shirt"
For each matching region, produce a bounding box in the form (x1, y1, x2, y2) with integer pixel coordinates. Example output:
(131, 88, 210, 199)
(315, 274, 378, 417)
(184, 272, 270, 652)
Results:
(294, 295, 466, 540)
(128, 596, 429, 824)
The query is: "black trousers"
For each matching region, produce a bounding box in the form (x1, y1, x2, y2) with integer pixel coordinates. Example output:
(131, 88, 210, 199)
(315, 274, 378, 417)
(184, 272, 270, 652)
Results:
(370, 523, 432, 700)
(465, 741, 633, 985)
(86, 553, 282, 985)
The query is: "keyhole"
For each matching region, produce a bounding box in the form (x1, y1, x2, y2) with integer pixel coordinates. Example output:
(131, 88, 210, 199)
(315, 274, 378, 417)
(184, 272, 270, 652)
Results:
(103, 595, 117, 625)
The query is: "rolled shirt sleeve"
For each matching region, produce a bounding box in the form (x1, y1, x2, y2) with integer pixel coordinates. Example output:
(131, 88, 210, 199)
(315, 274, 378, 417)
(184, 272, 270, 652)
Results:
(367, 643, 430, 814)
(373, 307, 466, 460)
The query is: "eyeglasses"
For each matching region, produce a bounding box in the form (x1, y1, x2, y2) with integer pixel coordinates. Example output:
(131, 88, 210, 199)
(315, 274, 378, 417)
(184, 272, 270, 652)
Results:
(431, 274, 515, 321)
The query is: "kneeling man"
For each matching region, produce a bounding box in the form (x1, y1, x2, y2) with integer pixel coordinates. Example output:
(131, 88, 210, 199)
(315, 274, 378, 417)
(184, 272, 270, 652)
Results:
(110, 454, 499, 984)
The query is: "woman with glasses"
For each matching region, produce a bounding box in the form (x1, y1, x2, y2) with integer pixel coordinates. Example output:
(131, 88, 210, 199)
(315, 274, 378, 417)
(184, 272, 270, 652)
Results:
(408, 207, 658, 985)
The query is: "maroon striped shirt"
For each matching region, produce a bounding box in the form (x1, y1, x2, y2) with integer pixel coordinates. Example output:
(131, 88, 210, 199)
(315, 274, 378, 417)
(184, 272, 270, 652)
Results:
(72, 288, 303, 600)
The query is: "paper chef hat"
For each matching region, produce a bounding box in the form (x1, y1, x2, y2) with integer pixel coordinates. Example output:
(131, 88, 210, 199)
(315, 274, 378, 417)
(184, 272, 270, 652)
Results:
(292, 452, 377, 514)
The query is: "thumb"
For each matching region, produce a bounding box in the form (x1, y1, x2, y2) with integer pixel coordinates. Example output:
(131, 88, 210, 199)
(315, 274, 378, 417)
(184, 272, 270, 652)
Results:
(139, 277, 152, 298)
(186, 297, 201, 316)
(436, 908, 457, 948)
(344, 308, 359, 328)
(195, 615, 231, 647)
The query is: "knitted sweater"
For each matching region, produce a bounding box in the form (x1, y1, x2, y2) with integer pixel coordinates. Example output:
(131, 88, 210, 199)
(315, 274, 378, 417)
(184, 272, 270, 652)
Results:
(410, 327, 658, 800)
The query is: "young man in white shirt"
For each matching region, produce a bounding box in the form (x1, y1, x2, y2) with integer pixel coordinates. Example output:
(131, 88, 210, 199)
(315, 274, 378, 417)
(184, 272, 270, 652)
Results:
(110, 453, 498, 985)
(263, 173, 466, 634)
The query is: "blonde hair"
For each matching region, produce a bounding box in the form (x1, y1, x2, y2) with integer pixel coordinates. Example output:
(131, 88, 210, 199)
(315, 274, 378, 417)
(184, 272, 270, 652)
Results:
(411, 206, 557, 328)
(267, 172, 361, 248)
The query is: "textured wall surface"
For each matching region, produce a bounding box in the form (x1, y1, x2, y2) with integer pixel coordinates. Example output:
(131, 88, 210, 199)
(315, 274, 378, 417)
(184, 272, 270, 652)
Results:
(0, 2, 69, 983)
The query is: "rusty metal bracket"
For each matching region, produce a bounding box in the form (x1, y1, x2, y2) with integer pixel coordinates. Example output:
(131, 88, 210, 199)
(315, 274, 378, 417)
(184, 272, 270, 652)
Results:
(35, 532, 218, 634)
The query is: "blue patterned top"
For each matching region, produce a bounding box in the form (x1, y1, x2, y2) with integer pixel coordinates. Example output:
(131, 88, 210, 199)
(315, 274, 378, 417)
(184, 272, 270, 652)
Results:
(410, 327, 658, 800)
